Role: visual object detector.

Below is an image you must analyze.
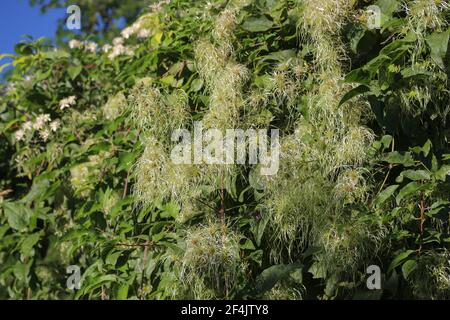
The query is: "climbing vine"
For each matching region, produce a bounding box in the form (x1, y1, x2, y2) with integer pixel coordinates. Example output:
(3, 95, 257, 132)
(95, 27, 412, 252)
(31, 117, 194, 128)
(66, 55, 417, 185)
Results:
(0, 0, 449, 299)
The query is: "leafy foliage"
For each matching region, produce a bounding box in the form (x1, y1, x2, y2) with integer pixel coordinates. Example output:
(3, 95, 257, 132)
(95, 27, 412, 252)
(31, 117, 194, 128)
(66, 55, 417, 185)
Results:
(0, 0, 449, 300)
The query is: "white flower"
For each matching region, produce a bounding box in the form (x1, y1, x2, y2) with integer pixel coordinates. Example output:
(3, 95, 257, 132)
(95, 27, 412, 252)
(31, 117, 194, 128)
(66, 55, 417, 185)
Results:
(60, 101, 70, 110)
(67, 96, 76, 105)
(113, 37, 124, 46)
(68, 39, 83, 49)
(102, 44, 112, 53)
(108, 44, 128, 60)
(39, 129, 50, 141)
(108, 46, 122, 60)
(33, 122, 42, 130)
(121, 26, 136, 39)
(60, 96, 77, 110)
(137, 29, 151, 39)
(50, 120, 60, 132)
(43, 114, 51, 122)
(23, 121, 33, 131)
(132, 20, 143, 30)
(15, 130, 25, 141)
(34, 114, 51, 130)
(121, 19, 145, 39)
(84, 41, 98, 53)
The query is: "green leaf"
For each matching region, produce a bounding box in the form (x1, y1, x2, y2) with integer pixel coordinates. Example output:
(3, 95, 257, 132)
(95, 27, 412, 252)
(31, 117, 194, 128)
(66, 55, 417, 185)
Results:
(343, 68, 371, 85)
(82, 274, 120, 294)
(117, 284, 129, 300)
(401, 260, 417, 280)
(426, 29, 450, 68)
(435, 165, 450, 181)
(2, 202, 33, 232)
(396, 170, 431, 182)
(388, 250, 415, 273)
(43, 49, 70, 60)
(383, 151, 415, 167)
(255, 211, 270, 247)
(68, 65, 83, 80)
(106, 251, 121, 266)
(381, 135, 393, 149)
(14, 43, 33, 55)
(116, 152, 136, 173)
(159, 202, 180, 219)
(159, 75, 176, 86)
(339, 85, 370, 106)
(254, 263, 302, 294)
(0, 225, 9, 239)
(190, 78, 204, 92)
(376, 0, 400, 16)
(422, 140, 432, 157)
(401, 67, 434, 78)
(13, 261, 31, 283)
(364, 54, 391, 73)
(349, 26, 377, 54)
(308, 262, 326, 279)
(375, 185, 399, 206)
(240, 239, 255, 250)
(241, 17, 274, 32)
(396, 182, 423, 204)
(20, 233, 41, 256)
(23, 179, 50, 204)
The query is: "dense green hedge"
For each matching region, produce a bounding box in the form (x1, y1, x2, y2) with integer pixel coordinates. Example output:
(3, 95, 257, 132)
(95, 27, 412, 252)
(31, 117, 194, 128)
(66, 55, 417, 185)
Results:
(1, 0, 450, 299)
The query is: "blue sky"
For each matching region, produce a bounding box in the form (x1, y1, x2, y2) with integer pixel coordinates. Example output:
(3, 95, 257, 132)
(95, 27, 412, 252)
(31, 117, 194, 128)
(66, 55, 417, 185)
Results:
(0, 1, 127, 79)
(0, 1, 66, 77)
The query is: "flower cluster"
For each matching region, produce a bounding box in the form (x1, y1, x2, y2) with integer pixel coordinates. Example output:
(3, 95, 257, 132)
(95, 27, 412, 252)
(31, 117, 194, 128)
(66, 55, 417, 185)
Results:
(84, 41, 98, 53)
(122, 18, 153, 40)
(101, 15, 159, 60)
(68, 40, 98, 53)
(68, 8, 164, 61)
(59, 96, 77, 110)
(104, 37, 136, 60)
(14, 114, 60, 143)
